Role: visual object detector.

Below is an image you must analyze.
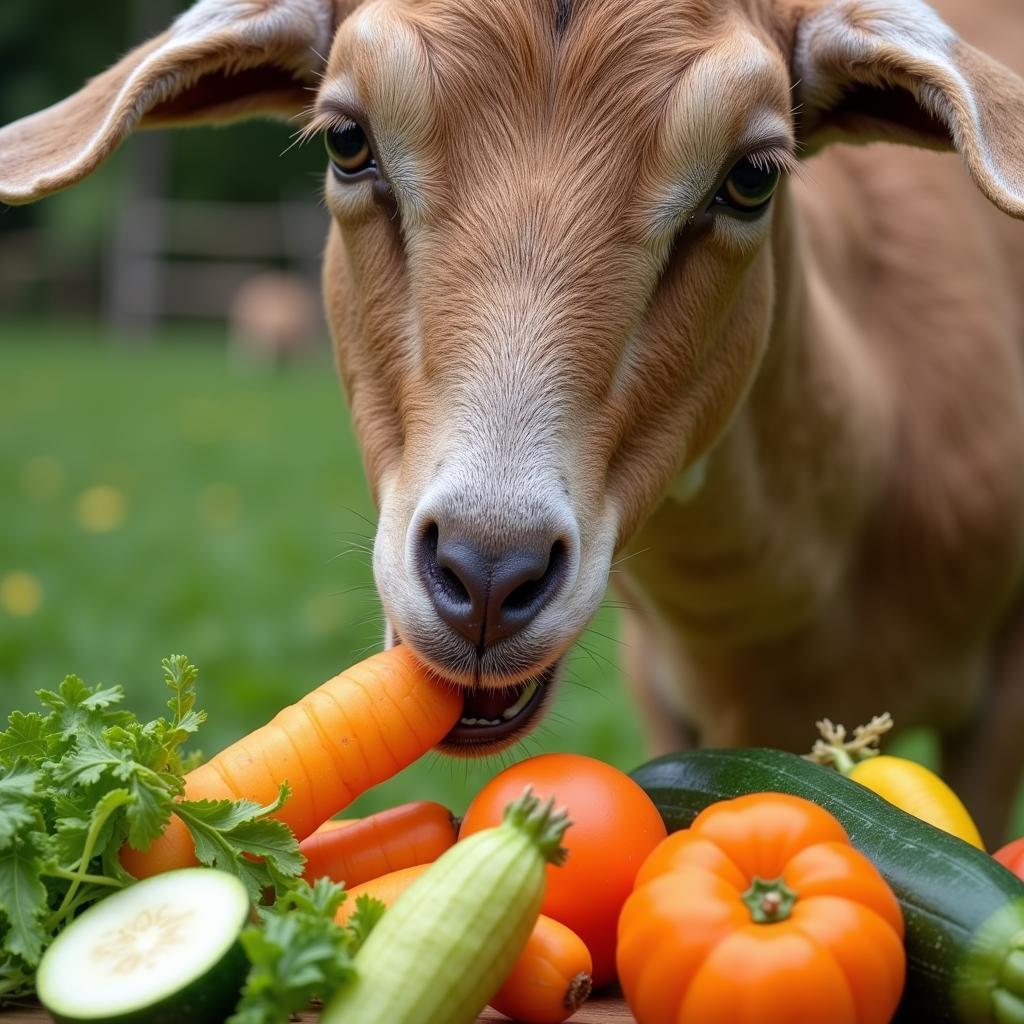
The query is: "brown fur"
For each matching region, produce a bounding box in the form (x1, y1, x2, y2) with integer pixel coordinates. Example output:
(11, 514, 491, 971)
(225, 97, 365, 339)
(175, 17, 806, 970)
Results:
(3, 0, 1024, 840)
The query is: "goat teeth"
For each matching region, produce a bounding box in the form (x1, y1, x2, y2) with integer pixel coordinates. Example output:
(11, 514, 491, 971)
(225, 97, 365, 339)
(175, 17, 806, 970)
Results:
(460, 717, 480, 726)
(502, 680, 540, 721)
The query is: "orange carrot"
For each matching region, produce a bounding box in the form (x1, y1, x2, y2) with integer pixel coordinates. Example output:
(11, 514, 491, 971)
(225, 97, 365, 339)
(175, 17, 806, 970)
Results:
(490, 915, 593, 1023)
(334, 864, 431, 924)
(314, 818, 360, 833)
(301, 800, 457, 886)
(121, 647, 461, 878)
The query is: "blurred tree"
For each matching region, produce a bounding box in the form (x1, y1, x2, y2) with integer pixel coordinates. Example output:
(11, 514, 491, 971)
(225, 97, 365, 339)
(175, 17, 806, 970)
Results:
(0, 0, 327, 318)
(0, 4, 139, 122)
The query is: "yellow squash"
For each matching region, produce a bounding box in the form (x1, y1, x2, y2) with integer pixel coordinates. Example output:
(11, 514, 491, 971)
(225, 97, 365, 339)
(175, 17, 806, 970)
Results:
(808, 714, 984, 850)
(848, 754, 984, 849)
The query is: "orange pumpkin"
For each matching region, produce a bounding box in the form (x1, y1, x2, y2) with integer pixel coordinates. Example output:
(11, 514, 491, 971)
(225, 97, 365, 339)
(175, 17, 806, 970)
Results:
(617, 792, 906, 1024)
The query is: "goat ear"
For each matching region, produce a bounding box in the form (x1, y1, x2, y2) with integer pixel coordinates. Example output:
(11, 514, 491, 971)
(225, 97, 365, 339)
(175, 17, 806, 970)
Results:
(794, 0, 1024, 217)
(0, 0, 349, 206)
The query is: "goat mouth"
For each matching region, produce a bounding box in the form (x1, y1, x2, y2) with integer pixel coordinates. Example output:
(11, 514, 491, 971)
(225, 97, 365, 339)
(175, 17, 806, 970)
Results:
(389, 630, 560, 753)
(441, 661, 558, 749)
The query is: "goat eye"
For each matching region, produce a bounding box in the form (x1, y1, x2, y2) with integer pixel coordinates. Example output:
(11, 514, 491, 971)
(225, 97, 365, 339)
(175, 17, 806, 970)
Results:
(716, 157, 780, 213)
(325, 123, 376, 178)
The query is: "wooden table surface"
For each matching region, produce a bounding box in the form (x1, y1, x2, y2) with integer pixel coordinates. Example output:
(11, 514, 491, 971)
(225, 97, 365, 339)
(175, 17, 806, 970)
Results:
(1, 996, 634, 1022)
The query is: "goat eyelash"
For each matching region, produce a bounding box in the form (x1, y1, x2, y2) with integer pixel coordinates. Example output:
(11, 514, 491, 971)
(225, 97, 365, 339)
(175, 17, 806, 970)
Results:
(297, 110, 358, 146)
(743, 145, 799, 177)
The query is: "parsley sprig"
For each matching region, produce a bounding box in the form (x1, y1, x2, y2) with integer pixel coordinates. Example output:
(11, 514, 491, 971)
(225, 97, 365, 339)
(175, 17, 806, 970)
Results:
(229, 878, 386, 1024)
(0, 656, 304, 1004)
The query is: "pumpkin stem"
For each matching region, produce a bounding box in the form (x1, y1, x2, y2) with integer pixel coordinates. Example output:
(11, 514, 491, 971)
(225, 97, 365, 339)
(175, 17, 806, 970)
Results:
(741, 877, 798, 924)
(804, 713, 894, 774)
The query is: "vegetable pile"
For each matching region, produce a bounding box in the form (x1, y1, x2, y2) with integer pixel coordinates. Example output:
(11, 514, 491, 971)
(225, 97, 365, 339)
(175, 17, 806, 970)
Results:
(4, 651, 1024, 1024)
(0, 650, 454, 1022)
(119, 646, 461, 879)
(631, 746, 1024, 1023)
(0, 657, 302, 1002)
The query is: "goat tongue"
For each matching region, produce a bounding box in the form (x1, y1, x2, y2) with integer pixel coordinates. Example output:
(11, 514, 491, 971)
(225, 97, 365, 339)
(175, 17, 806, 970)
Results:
(461, 682, 528, 719)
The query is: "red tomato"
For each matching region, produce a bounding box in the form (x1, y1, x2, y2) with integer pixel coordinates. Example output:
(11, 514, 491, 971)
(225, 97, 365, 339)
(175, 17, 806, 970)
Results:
(994, 837, 1024, 879)
(460, 753, 666, 986)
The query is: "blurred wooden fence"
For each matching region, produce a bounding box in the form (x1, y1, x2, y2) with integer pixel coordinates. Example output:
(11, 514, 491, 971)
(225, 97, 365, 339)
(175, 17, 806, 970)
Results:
(106, 191, 325, 332)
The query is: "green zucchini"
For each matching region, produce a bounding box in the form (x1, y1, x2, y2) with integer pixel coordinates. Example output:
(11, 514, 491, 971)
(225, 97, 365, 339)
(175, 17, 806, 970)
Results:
(630, 747, 1024, 1024)
(322, 789, 570, 1024)
(36, 868, 250, 1024)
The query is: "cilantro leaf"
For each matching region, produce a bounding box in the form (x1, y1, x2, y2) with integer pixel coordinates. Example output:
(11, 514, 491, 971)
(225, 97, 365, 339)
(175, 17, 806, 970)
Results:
(228, 879, 363, 1024)
(0, 764, 42, 850)
(52, 730, 126, 789)
(285, 876, 349, 919)
(181, 749, 206, 773)
(53, 728, 175, 852)
(0, 831, 50, 964)
(53, 789, 132, 876)
(52, 795, 101, 868)
(175, 787, 303, 901)
(37, 676, 129, 739)
(159, 656, 207, 767)
(346, 893, 387, 954)
(0, 713, 53, 767)
(163, 656, 205, 733)
(124, 774, 173, 852)
(0, 954, 34, 1003)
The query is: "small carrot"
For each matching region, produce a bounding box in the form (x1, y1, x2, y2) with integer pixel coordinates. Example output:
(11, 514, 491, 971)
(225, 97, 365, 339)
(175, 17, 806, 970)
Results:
(335, 864, 430, 925)
(301, 800, 457, 886)
(313, 818, 359, 833)
(489, 914, 592, 1024)
(121, 647, 462, 877)
(335, 864, 593, 1022)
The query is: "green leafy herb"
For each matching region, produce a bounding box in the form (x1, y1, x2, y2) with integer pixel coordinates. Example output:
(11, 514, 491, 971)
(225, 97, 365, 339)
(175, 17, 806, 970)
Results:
(229, 879, 385, 1024)
(0, 656, 304, 1004)
(176, 787, 303, 898)
(346, 892, 388, 953)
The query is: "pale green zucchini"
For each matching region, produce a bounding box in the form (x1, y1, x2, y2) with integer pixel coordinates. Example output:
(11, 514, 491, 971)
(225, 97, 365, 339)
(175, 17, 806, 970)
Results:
(322, 789, 570, 1024)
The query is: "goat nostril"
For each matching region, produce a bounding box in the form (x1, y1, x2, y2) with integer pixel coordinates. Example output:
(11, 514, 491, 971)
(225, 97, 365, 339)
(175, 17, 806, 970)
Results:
(418, 521, 569, 650)
(420, 520, 439, 568)
(440, 565, 470, 604)
(420, 521, 471, 607)
(500, 539, 566, 614)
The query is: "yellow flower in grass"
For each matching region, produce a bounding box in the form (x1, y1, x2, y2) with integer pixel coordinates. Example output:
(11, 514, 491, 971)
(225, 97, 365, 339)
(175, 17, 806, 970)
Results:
(76, 485, 126, 533)
(1, 571, 43, 617)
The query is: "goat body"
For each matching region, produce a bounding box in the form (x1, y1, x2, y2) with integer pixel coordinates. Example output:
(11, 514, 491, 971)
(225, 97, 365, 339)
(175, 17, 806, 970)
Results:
(2, 0, 1024, 839)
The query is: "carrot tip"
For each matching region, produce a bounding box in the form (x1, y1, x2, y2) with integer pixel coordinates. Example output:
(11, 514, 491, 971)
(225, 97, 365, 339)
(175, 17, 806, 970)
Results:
(565, 972, 592, 1011)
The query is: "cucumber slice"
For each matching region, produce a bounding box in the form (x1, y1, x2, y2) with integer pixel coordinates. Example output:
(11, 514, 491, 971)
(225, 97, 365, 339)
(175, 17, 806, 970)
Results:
(37, 868, 251, 1024)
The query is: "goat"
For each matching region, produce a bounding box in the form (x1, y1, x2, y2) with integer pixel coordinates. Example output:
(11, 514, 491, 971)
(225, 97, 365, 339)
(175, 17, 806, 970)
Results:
(3, 0, 1023, 842)
(229, 271, 323, 366)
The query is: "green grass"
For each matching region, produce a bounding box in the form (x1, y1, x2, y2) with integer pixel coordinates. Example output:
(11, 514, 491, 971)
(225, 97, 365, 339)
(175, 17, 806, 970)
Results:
(0, 321, 644, 817)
